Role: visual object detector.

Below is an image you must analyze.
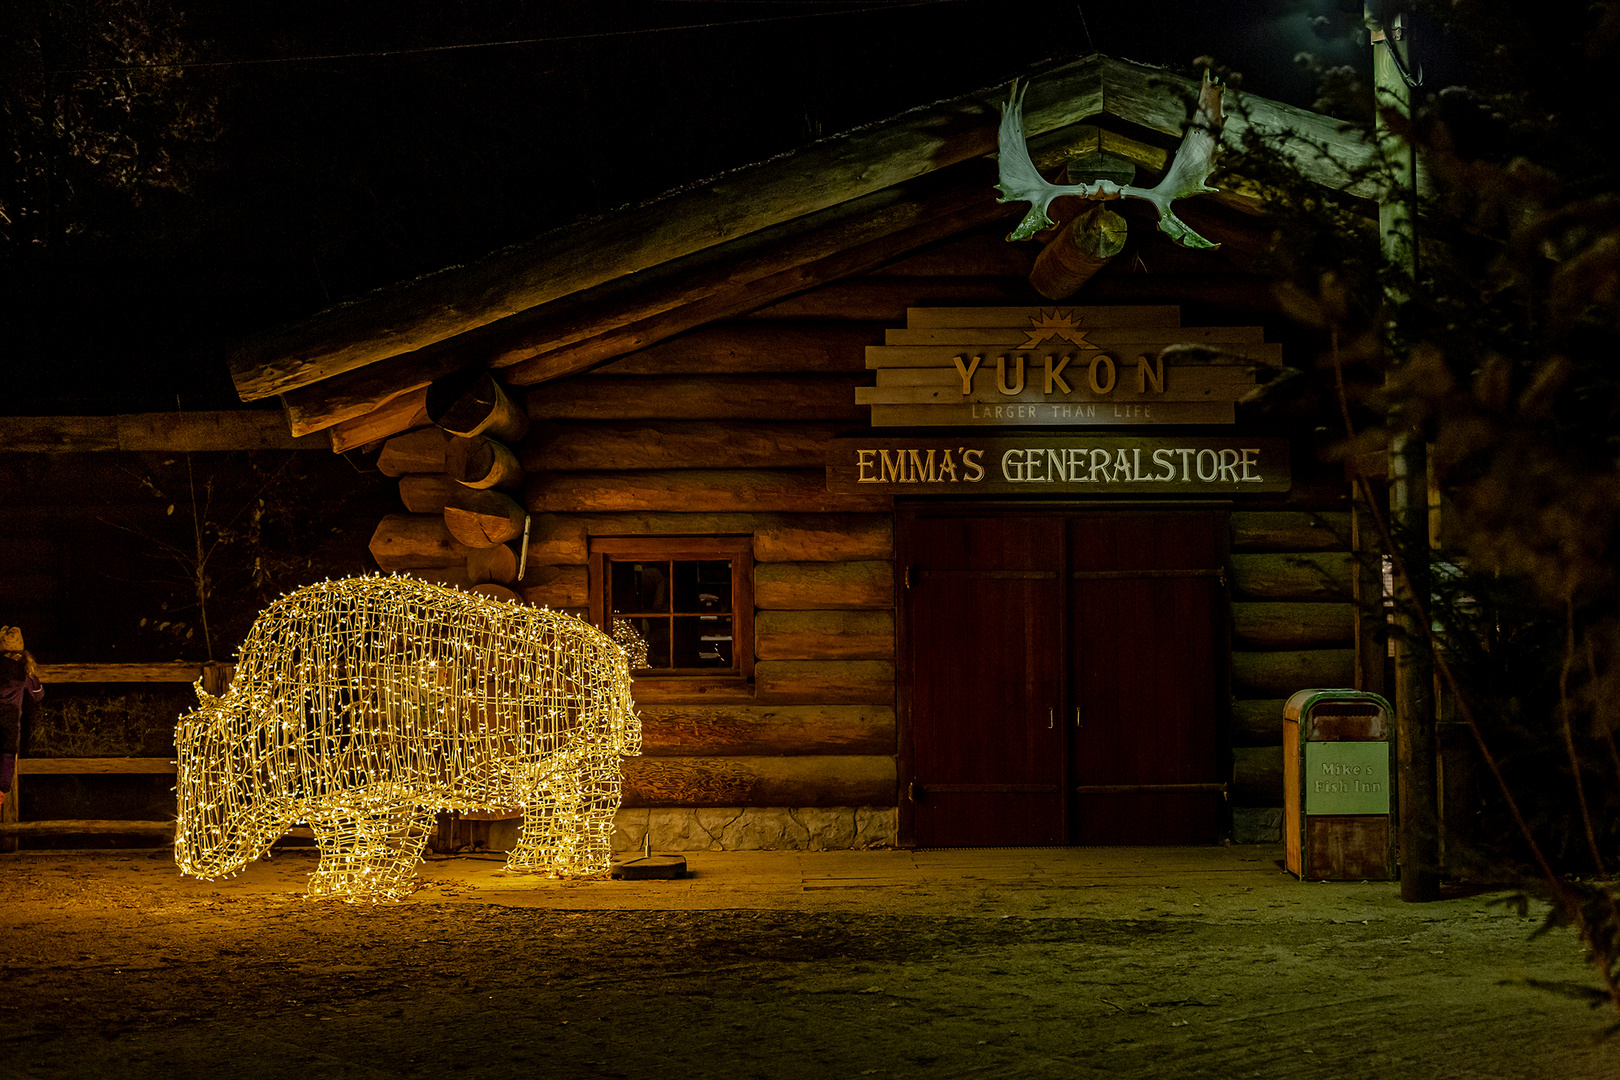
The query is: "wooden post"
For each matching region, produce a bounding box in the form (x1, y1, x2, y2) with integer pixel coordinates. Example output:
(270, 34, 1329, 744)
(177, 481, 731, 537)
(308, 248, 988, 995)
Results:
(1369, 1, 1439, 902)
(0, 773, 16, 853)
(1028, 205, 1127, 300)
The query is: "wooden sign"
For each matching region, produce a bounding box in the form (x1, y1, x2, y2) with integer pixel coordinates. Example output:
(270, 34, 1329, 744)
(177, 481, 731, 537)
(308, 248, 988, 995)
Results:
(826, 436, 1290, 494)
(857, 306, 1279, 427)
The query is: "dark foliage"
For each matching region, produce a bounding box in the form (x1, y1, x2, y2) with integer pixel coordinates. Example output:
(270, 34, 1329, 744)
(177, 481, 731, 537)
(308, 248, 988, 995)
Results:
(1228, 0, 1620, 1018)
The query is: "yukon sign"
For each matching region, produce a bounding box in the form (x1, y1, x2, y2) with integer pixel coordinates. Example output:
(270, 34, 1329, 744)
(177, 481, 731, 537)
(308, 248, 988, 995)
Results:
(856, 306, 1279, 428)
(826, 436, 1290, 495)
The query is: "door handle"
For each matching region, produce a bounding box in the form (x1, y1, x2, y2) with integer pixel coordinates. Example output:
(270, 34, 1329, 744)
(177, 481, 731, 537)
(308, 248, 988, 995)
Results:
(1074, 707, 1083, 728)
(1048, 708, 1054, 730)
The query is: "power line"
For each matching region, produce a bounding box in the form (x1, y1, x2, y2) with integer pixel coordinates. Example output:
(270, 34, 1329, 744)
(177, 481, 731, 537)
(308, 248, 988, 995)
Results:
(39, 0, 976, 76)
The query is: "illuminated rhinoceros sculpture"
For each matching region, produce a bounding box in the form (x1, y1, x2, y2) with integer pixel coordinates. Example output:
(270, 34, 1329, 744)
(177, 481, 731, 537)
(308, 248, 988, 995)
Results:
(174, 575, 639, 901)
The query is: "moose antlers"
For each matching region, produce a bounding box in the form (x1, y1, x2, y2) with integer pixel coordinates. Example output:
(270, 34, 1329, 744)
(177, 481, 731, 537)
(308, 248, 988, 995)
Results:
(995, 70, 1226, 249)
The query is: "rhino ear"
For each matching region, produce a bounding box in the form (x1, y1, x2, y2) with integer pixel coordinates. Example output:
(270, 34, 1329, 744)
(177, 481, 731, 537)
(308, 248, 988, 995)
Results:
(193, 678, 218, 708)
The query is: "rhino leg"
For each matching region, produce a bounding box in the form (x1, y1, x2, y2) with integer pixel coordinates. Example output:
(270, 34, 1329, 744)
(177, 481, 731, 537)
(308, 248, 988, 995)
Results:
(575, 750, 622, 874)
(305, 803, 436, 902)
(506, 750, 619, 877)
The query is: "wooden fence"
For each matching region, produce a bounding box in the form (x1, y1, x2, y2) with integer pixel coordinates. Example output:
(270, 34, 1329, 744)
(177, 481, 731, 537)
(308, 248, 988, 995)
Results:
(0, 663, 216, 848)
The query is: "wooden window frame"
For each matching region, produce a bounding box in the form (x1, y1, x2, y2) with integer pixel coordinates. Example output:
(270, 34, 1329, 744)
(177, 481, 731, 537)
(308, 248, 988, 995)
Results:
(588, 536, 754, 689)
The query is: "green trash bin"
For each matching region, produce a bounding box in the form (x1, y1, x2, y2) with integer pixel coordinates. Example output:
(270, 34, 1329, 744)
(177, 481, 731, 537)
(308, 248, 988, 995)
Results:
(1283, 689, 1396, 881)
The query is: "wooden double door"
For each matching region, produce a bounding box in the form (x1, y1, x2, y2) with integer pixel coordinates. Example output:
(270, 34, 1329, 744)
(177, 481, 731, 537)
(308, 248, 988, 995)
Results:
(903, 509, 1227, 847)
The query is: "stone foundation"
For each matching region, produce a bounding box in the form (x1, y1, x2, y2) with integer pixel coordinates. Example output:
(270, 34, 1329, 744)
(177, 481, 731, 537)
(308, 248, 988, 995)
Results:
(611, 807, 897, 852)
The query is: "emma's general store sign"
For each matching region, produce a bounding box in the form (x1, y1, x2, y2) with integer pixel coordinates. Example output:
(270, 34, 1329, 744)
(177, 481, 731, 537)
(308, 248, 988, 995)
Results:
(857, 305, 1279, 427)
(827, 435, 1290, 494)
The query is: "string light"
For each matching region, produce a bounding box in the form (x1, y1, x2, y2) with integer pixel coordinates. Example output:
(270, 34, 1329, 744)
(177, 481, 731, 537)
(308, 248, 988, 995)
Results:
(173, 574, 639, 902)
(610, 619, 650, 670)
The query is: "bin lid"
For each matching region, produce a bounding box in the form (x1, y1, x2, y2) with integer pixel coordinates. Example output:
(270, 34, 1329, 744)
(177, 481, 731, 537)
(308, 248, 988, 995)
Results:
(1283, 688, 1392, 722)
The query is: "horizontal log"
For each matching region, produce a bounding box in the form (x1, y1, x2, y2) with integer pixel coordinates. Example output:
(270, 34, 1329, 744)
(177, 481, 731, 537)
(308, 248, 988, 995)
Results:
(754, 660, 895, 704)
(400, 476, 473, 518)
(1231, 649, 1356, 698)
(466, 543, 520, 586)
(524, 517, 590, 565)
(369, 514, 474, 570)
(0, 820, 176, 836)
(376, 427, 450, 477)
(526, 470, 891, 514)
(639, 704, 894, 756)
(1230, 602, 1354, 649)
(505, 513, 892, 563)
(744, 276, 1041, 322)
(879, 326, 1264, 350)
(521, 421, 841, 471)
(1229, 553, 1355, 601)
(275, 164, 1006, 440)
(443, 489, 527, 548)
(754, 515, 893, 562)
(1231, 745, 1283, 806)
(1229, 510, 1352, 552)
(498, 162, 1011, 384)
(525, 375, 868, 422)
(17, 758, 177, 774)
(0, 412, 320, 452)
(896, 305, 1182, 330)
(628, 679, 760, 705)
(286, 349, 451, 439)
(519, 566, 589, 609)
(1233, 699, 1288, 746)
(755, 610, 894, 660)
(755, 561, 894, 610)
(326, 387, 430, 452)
(593, 322, 880, 376)
(34, 663, 201, 683)
(1042, 274, 1288, 313)
(231, 167, 927, 399)
(446, 435, 523, 490)
(872, 232, 1036, 277)
(621, 754, 895, 808)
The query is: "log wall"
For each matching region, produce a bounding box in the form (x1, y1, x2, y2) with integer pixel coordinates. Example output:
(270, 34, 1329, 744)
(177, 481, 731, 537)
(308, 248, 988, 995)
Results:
(518, 350, 899, 815)
(1226, 507, 1357, 810)
(365, 303, 903, 838)
(362, 222, 1353, 842)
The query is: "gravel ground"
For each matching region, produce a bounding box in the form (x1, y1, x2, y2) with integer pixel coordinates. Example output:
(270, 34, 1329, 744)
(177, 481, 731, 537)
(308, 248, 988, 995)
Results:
(1, 846, 1616, 1079)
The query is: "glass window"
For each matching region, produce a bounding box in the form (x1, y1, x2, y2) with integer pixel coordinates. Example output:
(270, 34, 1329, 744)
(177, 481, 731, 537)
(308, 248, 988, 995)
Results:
(591, 538, 753, 680)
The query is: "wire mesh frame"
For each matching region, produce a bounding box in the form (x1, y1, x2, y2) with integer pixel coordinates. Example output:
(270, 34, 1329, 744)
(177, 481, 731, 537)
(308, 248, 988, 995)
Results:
(174, 575, 640, 902)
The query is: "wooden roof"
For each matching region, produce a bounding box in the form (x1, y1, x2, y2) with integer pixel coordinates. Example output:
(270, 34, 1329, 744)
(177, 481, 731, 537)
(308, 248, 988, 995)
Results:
(230, 54, 1375, 451)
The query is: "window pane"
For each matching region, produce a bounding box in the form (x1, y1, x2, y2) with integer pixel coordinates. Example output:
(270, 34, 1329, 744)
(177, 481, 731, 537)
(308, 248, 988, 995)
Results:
(618, 616, 671, 669)
(611, 560, 670, 614)
(674, 615, 732, 668)
(673, 559, 731, 613)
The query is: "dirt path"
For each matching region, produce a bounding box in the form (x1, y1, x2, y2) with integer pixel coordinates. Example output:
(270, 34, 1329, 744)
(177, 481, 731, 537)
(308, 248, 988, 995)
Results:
(2, 848, 1615, 1079)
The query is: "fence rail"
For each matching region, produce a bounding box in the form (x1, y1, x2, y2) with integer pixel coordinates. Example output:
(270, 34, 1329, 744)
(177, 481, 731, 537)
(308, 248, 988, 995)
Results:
(35, 662, 229, 684)
(4, 663, 226, 847)
(18, 758, 176, 775)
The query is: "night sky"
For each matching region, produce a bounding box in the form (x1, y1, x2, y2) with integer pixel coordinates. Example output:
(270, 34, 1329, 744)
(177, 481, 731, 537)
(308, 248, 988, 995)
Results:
(0, 1, 1463, 415)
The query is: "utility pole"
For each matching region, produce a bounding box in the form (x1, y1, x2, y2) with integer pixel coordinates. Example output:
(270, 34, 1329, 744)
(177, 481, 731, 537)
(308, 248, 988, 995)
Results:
(1366, 2, 1440, 902)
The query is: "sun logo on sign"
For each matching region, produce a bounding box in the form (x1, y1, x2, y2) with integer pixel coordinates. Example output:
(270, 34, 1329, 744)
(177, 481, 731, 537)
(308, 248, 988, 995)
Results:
(1022, 310, 1098, 350)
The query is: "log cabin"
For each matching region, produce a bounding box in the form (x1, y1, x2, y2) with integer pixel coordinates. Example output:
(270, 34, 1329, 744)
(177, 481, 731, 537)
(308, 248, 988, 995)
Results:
(224, 54, 1391, 853)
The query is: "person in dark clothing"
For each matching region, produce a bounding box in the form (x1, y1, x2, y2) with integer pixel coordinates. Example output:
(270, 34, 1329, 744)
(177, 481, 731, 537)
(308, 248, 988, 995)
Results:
(0, 626, 43, 811)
